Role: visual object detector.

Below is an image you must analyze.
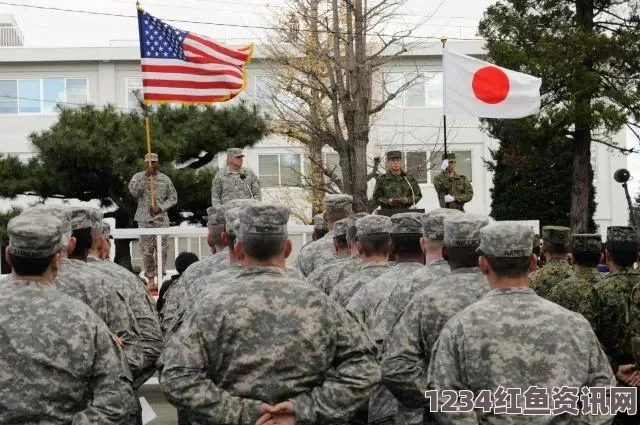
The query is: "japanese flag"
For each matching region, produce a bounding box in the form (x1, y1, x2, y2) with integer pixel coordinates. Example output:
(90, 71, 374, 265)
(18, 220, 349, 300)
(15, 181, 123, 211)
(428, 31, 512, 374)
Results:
(443, 49, 541, 119)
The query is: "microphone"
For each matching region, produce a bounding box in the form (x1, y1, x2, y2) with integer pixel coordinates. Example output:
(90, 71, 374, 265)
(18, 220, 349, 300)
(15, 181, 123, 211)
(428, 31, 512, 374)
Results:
(239, 172, 253, 197)
(239, 173, 246, 180)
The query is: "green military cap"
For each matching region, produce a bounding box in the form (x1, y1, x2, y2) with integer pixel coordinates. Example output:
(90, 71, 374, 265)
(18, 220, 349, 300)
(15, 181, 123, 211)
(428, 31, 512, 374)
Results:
(8, 214, 66, 258)
(207, 205, 226, 226)
(570, 234, 602, 252)
(442, 152, 456, 161)
(144, 152, 158, 162)
(227, 148, 245, 158)
(70, 207, 93, 231)
(386, 150, 402, 160)
(333, 218, 349, 237)
(224, 207, 243, 236)
(324, 194, 353, 213)
(239, 202, 290, 240)
(607, 226, 638, 243)
(478, 222, 533, 257)
(541, 226, 570, 248)
(391, 212, 422, 234)
(421, 208, 463, 240)
(100, 222, 112, 239)
(313, 214, 328, 231)
(357, 215, 392, 237)
(444, 214, 490, 247)
(22, 205, 72, 234)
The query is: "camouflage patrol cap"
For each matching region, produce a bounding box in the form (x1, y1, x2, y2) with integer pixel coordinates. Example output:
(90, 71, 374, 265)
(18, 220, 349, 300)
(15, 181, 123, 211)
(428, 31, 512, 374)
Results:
(144, 152, 158, 162)
(333, 218, 349, 237)
(22, 205, 72, 234)
(421, 208, 463, 240)
(227, 148, 245, 158)
(239, 202, 290, 240)
(100, 222, 112, 239)
(386, 150, 402, 160)
(570, 234, 602, 252)
(313, 214, 328, 231)
(207, 205, 226, 226)
(541, 226, 570, 248)
(224, 207, 242, 236)
(324, 194, 353, 214)
(442, 153, 456, 161)
(70, 207, 94, 231)
(478, 222, 533, 257)
(347, 213, 369, 240)
(357, 215, 392, 237)
(224, 199, 259, 210)
(443, 214, 490, 247)
(391, 212, 422, 234)
(8, 214, 66, 258)
(607, 226, 638, 243)
(81, 207, 103, 229)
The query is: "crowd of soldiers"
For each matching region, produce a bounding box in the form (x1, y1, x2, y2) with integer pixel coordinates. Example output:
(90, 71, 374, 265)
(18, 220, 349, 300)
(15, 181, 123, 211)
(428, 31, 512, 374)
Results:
(3, 160, 640, 424)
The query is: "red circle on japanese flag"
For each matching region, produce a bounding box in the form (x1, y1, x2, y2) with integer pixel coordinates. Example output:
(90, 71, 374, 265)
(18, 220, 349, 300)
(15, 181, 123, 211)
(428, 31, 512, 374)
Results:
(472, 66, 510, 104)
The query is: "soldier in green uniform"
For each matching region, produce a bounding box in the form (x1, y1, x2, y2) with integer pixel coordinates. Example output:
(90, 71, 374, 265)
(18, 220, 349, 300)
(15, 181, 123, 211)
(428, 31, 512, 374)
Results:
(373, 151, 422, 209)
(528, 225, 573, 299)
(433, 153, 473, 211)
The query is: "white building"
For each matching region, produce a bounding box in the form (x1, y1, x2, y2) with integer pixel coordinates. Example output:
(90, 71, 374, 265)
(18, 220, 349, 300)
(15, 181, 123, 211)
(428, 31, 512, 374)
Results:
(0, 38, 631, 260)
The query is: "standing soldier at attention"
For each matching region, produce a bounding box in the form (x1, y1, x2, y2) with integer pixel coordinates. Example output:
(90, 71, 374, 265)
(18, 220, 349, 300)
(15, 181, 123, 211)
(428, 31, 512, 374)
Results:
(211, 148, 261, 206)
(433, 153, 473, 211)
(373, 151, 422, 210)
(528, 225, 573, 299)
(128, 152, 177, 291)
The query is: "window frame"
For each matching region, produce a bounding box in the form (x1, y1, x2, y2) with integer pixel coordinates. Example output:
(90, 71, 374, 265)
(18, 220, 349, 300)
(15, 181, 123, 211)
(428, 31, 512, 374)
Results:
(258, 152, 304, 188)
(0, 77, 89, 116)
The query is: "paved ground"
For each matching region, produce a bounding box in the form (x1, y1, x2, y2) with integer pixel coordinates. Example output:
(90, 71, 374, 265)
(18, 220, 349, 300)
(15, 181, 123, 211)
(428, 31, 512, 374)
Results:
(139, 382, 178, 425)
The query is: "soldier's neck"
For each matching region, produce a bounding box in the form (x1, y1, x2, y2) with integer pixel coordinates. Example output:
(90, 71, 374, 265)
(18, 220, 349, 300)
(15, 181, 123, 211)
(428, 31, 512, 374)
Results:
(546, 254, 569, 262)
(243, 256, 286, 269)
(228, 165, 242, 172)
(396, 255, 424, 264)
(12, 272, 54, 283)
(389, 169, 402, 176)
(361, 254, 388, 264)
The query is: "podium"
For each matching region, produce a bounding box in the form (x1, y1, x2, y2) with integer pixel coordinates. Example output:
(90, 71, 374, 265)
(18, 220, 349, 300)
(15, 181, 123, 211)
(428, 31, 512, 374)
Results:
(375, 208, 425, 217)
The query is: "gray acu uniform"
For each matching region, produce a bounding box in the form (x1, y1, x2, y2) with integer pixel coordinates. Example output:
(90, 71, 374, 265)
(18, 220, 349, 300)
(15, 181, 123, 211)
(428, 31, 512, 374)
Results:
(296, 231, 338, 278)
(160, 266, 380, 424)
(381, 267, 489, 423)
(427, 287, 615, 425)
(306, 254, 360, 295)
(128, 171, 178, 277)
(0, 277, 134, 424)
(210, 167, 261, 206)
(330, 262, 391, 308)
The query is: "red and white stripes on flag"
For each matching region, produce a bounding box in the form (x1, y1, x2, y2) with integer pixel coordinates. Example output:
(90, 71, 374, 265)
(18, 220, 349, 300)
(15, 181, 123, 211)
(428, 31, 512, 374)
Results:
(137, 8, 253, 104)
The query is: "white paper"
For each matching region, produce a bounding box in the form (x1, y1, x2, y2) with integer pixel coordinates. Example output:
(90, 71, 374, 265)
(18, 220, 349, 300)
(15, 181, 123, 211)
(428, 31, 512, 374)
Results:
(140, 397, 157, 425)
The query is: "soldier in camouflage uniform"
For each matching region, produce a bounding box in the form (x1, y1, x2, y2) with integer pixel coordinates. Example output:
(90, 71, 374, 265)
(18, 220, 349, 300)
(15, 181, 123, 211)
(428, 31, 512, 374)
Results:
(330, 215, 392, 307)
(372, 151, 422, 209)
(594, 226, 640, 424)
(211, 147, 261, 206)
(546, 234, 602, 332)
(372, 209, 462, 333)
(346, 213, 425, 425)
(128, 152, 178, 289)
(381, 214, 490, 423)
(307, 213, 367, 295)
(433, 153, 473, 211)
(1, 214, 135, 424)
(306, 218, 351, 292)
(160, 202, 380, 424)
(528, 225, 573, 299)
(296, 194, 353, 277)
(425, 222, 615, 424)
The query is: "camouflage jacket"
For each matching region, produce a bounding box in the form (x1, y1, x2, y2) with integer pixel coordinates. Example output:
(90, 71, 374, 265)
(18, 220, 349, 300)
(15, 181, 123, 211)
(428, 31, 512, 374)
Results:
(306, 254, 359, 295)
(427, 287, 615, 425)
(56, 258, 144, 378)
(594, 269, 640, 370)
(433, 172, 473, 211)
(0, 277, 134, 424)
(211, 167, 261, 206)
(373, 172, 422, 208)
(528, 259, 573, 299)
(128, 171, 177, 223)
(295, 231, 338, 278)
(381, 267, 488, 411)
(160, 266, 380, 424)
(546, 266, 601, 333)
(87, 255, 163, 388)
(330, 262, 391, 308)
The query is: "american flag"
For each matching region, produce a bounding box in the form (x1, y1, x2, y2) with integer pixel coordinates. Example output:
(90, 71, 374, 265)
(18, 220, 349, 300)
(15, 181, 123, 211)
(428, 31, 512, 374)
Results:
(137, 8, 252, 104)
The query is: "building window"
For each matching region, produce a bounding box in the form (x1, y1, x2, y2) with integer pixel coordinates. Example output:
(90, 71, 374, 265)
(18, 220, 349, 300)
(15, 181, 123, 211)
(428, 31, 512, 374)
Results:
(258, 153, 302, 187)
(0, 77, 88, 115)
(405, 151, 430, 183)
(383, 72, 442, 108)
(255, 75, 276, 111)
(126, 77, 143, 110)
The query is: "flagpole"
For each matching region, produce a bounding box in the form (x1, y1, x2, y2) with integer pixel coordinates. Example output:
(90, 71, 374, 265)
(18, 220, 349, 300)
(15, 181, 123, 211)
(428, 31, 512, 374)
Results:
(441, 36, 448, 157)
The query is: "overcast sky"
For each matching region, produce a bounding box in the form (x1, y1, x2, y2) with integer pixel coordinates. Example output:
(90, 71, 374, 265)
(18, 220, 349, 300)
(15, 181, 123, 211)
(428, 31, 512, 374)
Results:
(3, 0, 639, 196)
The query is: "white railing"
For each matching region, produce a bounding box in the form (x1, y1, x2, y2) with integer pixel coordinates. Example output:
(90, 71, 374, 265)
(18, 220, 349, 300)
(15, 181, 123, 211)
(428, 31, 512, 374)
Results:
(0, 26, 24, 46)
(112, 224, 314, 286)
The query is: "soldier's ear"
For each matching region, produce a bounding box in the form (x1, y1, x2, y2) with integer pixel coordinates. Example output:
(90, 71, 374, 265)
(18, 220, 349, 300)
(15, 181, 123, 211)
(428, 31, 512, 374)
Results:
(235, 241, 246, 262)
(283, 239, 292, 259)
(4, 246, 11, 266)
(528, 254, 538, 273)
(420, 238, 428, 255)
